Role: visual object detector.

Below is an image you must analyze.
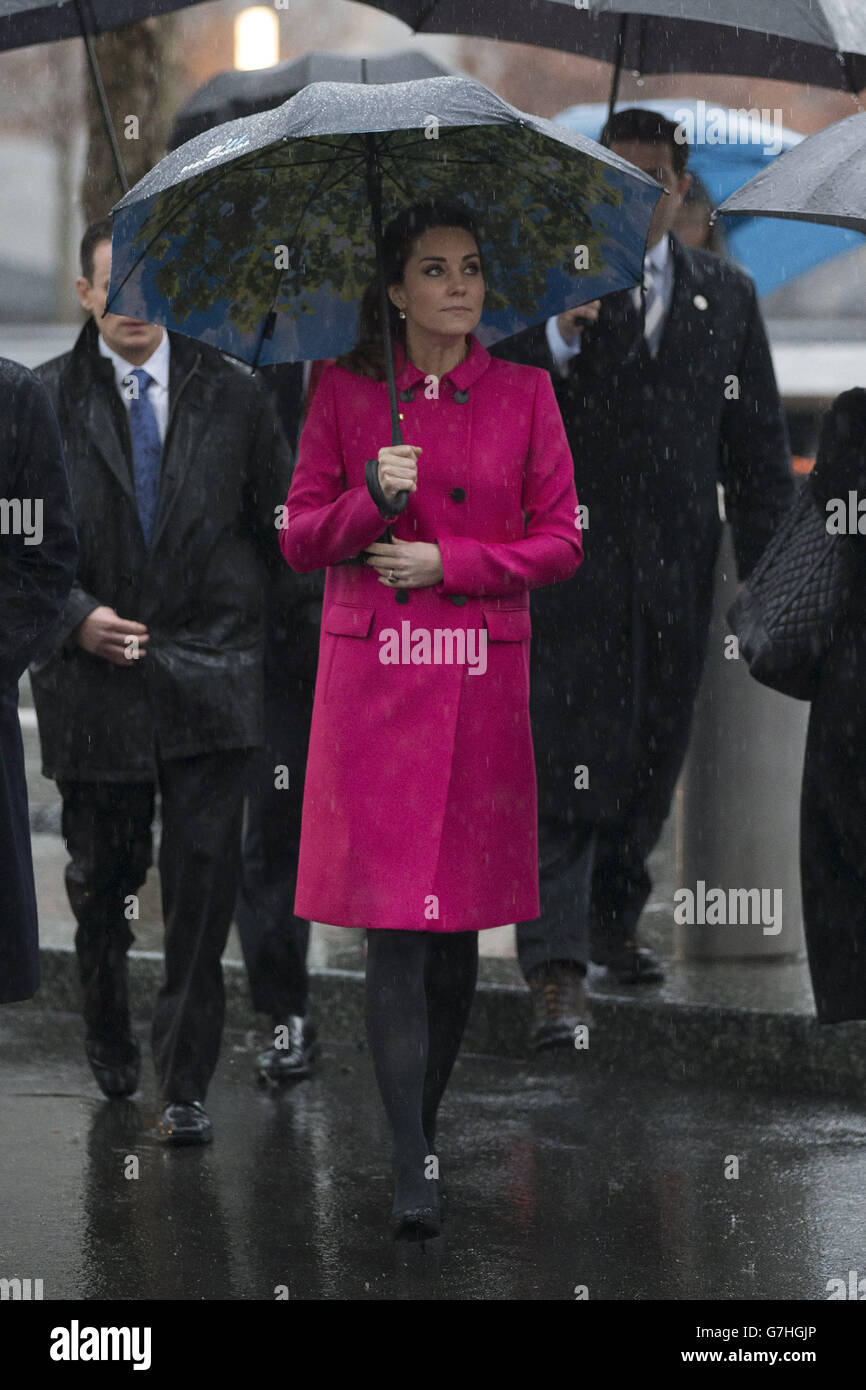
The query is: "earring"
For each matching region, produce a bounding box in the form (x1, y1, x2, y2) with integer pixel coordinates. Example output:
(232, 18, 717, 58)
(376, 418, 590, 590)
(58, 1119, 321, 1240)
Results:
(398, 310, 406, 319)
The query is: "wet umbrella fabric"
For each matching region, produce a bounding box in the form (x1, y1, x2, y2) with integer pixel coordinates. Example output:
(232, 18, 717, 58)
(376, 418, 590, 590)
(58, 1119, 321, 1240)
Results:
(718, 110, 866, 235)
(0, 1, 213, 196)
(0, 0, 208, 46)
(366, 0, 866, 94)
(169, 49, 457, 152)
(107, 74, 661, 436)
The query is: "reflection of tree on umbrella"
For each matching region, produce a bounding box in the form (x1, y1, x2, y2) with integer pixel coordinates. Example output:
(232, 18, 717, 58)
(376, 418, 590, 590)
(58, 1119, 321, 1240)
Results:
(141, 132, 621, 339)
(107, 75, 661, 457)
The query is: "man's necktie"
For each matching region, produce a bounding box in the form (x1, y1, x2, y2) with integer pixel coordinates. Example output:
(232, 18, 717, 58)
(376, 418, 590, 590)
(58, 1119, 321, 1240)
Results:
(128, 368, 161, 548)
(633, 265, 666, 358)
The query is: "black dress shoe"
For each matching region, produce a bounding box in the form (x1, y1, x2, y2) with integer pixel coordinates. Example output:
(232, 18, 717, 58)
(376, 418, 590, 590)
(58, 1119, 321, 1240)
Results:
(526, 961, 590, 1050)
(594, 939, 665, 984)
(85, 1034, 141, 1100)
(256, 1015, 318, 1083)
(157, 1100, 213, 1146)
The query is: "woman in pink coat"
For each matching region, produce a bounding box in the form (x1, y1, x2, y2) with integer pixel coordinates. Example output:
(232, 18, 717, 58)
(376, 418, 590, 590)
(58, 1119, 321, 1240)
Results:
(281, 200, 582, 1239)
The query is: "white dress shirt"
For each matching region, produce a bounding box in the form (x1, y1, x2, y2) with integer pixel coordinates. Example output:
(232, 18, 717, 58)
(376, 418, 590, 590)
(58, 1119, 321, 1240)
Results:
(98, 328, 170, 444)
(546, 234, 675, 376)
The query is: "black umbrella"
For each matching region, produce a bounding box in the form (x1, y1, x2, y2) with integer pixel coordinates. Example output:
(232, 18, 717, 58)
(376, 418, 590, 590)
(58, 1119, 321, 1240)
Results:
(718, 110, 866, 234)
(0, 0, 212, 194)
(364, 1, 866, 112)
(169, 49, 458, 151)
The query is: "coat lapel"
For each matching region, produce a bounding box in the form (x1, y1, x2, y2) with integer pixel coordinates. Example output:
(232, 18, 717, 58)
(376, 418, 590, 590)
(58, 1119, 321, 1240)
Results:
(63, 321, 137, 505)
(148, 336, 215, 552)
(655, 237, 703, 361)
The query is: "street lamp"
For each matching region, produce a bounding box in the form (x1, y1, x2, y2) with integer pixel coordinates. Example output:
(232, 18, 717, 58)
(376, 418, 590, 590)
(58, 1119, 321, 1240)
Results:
(234, 7, 280, 71)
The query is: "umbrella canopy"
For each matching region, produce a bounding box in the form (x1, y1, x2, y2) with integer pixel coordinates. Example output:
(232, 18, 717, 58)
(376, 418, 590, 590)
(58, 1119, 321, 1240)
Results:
(718, 110, 866, 234)
(169, 50, 458, 151)
(107, 74, 662, 372)
(0, 0, 213, 195)
(556, 99, 864, 295)
(0, 0, 209, 46)
(364, 1, 866, 94)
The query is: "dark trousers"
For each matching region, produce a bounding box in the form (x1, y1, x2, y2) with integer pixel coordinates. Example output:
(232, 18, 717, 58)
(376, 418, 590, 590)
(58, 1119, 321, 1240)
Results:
(516, 773, 679, 979)
(518, 639, 697, 980)
(59, 747, 250, 1102)
(517, 817, 595, 977)
(236, 660, 315, 1020)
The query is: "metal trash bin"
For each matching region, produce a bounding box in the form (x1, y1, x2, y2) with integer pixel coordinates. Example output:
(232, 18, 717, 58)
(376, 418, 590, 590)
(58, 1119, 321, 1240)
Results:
(675, 523, 808, 960)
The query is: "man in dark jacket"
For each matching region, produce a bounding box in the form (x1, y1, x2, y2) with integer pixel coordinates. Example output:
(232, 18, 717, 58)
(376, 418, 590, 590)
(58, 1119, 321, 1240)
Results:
(234, 361, 323, 1082)
(0, 360, 77, 1003)
(491, 109, 794, 1045)
(30, 220, 292, 1141)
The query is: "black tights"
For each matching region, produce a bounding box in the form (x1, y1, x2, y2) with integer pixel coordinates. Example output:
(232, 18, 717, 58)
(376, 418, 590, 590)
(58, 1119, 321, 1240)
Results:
(364, 928, 478, 1212)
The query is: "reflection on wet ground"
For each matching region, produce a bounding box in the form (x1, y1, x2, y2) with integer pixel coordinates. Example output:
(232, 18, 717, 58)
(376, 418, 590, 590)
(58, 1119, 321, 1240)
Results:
(2, 1008, 865, 1300)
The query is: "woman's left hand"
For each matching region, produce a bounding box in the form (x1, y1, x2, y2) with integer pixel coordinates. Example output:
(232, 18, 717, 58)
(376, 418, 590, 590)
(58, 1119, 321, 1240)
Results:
(365, 540, 444, 589)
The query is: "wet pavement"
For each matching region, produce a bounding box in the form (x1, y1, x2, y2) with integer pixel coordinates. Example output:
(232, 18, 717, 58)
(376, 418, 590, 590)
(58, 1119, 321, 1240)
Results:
(3, 1006, 866, 1303)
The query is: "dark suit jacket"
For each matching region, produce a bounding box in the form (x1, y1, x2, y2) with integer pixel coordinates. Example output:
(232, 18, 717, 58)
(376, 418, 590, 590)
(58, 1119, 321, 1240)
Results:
(491, 236, 794, 820)
(0, 359, 76, 1000)
(30, 319, 292, 781)
(258, 360, 323, 683)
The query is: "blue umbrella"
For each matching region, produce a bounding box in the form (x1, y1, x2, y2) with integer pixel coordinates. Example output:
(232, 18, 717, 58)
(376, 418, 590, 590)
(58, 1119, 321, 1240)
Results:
(107, 76, 661, 451)
(554, 100, 863, 298)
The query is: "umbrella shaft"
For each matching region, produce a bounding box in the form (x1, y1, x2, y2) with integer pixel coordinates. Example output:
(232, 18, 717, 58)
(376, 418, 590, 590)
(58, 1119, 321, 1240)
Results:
(364, 133, 407, 528)
(75, 0, 130, 197)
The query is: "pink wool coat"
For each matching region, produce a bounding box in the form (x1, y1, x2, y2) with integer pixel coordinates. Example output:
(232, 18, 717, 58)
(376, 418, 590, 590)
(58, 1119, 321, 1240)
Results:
(281, 333, 582, 931)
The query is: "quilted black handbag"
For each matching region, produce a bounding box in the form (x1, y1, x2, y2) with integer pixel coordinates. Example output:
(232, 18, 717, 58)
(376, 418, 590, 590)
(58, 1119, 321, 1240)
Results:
(726, 478, 855, 701)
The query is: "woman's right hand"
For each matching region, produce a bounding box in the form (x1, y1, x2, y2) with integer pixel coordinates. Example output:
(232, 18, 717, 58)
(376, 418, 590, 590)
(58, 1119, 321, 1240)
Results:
(377, 445, 421, 504)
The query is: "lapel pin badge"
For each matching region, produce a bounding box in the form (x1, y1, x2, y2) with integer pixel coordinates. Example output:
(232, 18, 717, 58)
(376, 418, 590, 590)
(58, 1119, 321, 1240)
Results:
(693, 294, 708, 311)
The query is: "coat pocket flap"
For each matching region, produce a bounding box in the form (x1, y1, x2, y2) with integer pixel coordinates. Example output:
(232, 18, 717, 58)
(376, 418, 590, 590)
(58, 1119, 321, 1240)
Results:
(483, 608, 531, 642)
(323, 604, 375, 638)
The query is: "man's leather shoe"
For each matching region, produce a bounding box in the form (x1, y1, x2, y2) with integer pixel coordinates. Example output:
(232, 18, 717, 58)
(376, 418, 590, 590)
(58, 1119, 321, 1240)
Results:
(256, 1015, 318, 1083)
(594, 939, 665, 984)
(85, 1034, 141, 1100)
(526, 961, 590, 1051)
(157, 1100, 213, 1146)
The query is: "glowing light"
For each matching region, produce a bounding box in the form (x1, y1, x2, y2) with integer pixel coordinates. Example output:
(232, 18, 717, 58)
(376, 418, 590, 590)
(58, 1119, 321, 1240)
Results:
(234, 7, 279, 71)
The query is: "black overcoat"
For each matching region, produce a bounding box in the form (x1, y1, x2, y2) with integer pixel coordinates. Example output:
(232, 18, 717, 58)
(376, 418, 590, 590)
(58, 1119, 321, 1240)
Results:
(30, 319, 292, 781)
(0, 358, 77, 1001)
(800, 388, 866, 1023)
(491, 236, 793, 824)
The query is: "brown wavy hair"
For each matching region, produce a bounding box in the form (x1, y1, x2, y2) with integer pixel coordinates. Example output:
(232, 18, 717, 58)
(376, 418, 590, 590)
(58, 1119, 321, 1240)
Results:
(336, 200, 484, 380)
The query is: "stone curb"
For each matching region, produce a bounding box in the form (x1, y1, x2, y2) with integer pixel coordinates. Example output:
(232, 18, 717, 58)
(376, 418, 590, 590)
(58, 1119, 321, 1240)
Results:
(19, 945, 866, 1101)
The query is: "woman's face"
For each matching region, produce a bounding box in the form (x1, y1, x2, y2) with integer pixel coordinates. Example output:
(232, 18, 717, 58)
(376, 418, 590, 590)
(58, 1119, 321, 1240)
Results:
(388, 225, 485, 341)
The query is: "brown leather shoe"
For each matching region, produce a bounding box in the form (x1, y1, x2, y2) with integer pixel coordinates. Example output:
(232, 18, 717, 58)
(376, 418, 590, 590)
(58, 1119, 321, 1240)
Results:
(526, 961, 590, 1051)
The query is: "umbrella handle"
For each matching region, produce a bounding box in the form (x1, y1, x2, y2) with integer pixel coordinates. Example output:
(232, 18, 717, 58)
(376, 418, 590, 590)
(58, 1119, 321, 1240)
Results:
(364, 132, 409, 535)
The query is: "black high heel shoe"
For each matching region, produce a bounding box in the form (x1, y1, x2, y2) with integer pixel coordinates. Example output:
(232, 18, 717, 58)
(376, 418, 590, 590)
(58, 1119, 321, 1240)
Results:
(391, 1200, 441, 1243)
(391, 1164, 442, 1242)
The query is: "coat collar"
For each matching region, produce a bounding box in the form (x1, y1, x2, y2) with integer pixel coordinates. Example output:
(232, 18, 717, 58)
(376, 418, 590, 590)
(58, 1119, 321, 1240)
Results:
(65, 315, 203, 395)
(393, 333, 490, 392)
(60, 317, 213, 555)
